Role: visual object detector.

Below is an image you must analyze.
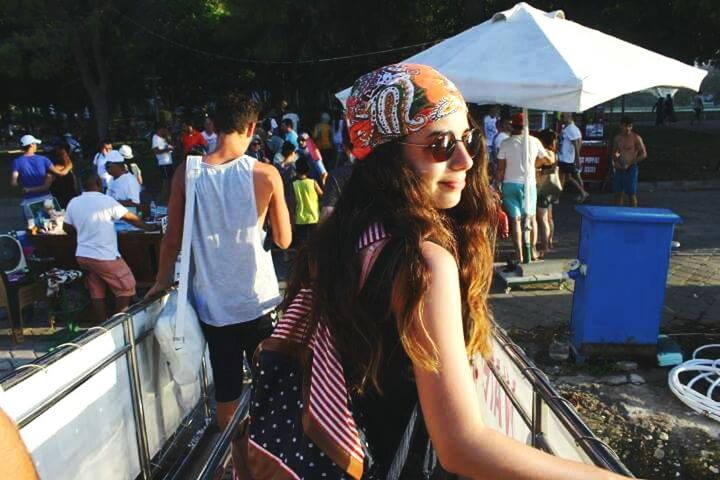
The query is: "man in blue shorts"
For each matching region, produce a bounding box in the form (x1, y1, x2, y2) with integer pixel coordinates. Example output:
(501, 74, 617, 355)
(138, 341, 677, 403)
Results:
(496, 113, 551, 263)
(612, 116, 647, 207)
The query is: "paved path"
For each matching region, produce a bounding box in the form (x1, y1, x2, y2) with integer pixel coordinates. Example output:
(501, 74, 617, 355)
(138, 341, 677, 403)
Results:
(491, 188, 720, 335)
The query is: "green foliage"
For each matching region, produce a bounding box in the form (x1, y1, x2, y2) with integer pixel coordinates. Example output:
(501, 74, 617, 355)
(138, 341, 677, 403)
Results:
(0, 0, 717, 137)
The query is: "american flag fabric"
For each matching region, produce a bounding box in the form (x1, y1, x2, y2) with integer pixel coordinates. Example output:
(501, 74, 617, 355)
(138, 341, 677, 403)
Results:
(244, 224, 389, 480)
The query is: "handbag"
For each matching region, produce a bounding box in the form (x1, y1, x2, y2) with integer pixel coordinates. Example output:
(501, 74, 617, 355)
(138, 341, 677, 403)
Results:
(154, 155, 205, 385)
(538, 164, 563, 197)
(493, 191, 509, 239)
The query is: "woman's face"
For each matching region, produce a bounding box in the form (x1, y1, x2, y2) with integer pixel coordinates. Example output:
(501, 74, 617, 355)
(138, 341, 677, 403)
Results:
(401, 110, 474, 210)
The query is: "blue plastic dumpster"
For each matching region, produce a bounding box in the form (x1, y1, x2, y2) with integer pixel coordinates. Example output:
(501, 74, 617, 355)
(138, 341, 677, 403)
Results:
(569, 206, 682, 357)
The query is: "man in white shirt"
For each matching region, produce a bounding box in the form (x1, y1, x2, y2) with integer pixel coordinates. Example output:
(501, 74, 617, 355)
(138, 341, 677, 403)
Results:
(151, 124, 175, 199)
(106, 150, 141, 207)
(64, 171, 155, 321)
(496, 113, 551, 263)
(93, 140, 121, 188)
(202, 117, 218, 153)
(558, 112, 589, 202)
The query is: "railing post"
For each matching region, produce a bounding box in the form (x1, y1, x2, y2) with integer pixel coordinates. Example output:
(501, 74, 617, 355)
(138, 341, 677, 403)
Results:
(122, 313, 153, 479)
(532, 390, 543, 448)
(199, 348, 212, 419)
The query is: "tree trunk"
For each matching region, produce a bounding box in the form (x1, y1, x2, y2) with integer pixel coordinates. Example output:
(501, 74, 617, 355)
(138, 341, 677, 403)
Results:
(70, 26, 111, 141)
(89, 86, 110, 141)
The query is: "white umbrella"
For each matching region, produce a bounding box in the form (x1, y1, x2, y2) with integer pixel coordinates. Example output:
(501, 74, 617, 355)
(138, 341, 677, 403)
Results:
(336, 2, 706, 263)
(336, 2, 706, 111)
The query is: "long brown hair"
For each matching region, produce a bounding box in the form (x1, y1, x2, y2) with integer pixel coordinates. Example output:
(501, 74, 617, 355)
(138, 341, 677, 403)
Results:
(53, 145, 72, 168)
(284, 117, 497, 393)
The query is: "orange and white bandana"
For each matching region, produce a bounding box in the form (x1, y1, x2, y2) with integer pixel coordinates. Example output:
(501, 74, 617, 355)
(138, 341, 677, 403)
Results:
(345, 64, 467, 160)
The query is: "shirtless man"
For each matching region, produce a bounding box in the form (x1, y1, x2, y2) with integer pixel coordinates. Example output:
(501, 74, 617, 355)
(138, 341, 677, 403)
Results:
(612, 116, 647, 207)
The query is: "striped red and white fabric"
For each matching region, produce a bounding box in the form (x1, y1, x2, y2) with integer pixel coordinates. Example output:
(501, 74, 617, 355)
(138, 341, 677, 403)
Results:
(271, 222, 390, 471)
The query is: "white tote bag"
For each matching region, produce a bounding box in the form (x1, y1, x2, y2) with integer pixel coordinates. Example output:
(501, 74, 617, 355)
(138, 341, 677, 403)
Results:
(155, 156, 205, 385)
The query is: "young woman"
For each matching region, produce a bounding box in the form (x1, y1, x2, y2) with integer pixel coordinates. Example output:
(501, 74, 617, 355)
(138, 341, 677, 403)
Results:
(283, 64, 629, 479)
(536, 129, 560, 254)
(50, 145, 77, 208)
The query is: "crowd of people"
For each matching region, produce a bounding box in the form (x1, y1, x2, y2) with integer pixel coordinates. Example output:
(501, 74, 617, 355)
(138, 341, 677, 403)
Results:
(9, 133, 156, 320)
(484, 109, 648, 264)
(6, 61, 649, 478)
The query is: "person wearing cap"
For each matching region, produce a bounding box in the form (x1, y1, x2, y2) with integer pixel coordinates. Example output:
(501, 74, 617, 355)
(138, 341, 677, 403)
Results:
(116, 143, 143, 186)
(254, 64, 629, 480)
(496, 112, 551, 263)
(296, 132, 328, 185)
(64, 171, 156, 322)
(11, 134, 71, 217)
(92, 140, 122, 189)
(106, 146, 141, 207)
(245, 136, 266, 162)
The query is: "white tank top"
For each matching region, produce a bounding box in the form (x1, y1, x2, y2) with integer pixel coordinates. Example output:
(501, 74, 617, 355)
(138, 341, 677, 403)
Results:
(189, 155, 281, 326)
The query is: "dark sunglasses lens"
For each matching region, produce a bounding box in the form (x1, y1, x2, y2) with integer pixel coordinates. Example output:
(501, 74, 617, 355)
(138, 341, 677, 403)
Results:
(431, 133, 455, 162)
(465, 129, 482, 157)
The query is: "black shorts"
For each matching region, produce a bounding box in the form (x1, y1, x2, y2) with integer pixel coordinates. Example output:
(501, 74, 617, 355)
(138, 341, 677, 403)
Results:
(200, 311, 276, 402)
(158, 164, 174, 180)
(558, 162, 577, 174)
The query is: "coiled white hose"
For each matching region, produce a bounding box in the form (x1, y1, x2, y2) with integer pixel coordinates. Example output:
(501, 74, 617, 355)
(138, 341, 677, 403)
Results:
(668, 344, 720, 422)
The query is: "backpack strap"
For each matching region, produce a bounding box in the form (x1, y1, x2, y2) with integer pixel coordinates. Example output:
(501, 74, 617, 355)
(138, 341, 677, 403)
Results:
(173, 155, 202, 346)
(356, 222, 390, 252)
(356, 222, 392, 290)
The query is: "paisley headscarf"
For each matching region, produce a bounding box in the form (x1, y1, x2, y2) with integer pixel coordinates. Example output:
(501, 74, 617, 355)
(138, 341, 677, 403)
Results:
(345, 63, 467, 160)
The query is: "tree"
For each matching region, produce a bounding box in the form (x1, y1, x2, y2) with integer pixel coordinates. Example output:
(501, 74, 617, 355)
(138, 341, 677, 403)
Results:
(0, 0, 227, 139)
(0, 0, 717, 139)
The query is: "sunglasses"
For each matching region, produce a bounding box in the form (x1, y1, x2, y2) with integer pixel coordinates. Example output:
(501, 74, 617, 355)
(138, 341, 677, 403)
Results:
(397, 128, 482, 163)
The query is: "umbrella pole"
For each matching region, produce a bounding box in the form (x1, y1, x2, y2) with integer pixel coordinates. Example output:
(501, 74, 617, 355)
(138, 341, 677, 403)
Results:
(522, 107, 532, 264)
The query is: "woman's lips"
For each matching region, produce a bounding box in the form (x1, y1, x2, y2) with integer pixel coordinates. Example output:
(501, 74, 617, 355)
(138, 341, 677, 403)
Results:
(439, 180, 466, 190)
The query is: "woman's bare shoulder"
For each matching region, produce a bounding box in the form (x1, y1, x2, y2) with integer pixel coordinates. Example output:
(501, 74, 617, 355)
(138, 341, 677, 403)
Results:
(420, 241, 457, 272)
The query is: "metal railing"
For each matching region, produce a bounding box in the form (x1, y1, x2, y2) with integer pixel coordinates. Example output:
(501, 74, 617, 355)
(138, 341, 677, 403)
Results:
(1, 293, 633, 479)
(196, 389, 251, 480)
(1, 288, 216, 480)
(490, 326, 634, 476)
(193, 324, 634, 479)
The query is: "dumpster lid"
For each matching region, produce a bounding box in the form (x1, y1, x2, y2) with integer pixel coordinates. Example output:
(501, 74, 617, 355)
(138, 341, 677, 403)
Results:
(575, 206, 682, 224)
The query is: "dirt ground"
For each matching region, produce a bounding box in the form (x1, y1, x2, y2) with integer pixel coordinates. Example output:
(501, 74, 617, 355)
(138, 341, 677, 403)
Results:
(508, 325, 720, 479)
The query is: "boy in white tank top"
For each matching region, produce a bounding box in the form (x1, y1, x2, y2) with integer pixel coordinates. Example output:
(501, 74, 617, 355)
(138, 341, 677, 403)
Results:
(147, 94, 292, 475)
